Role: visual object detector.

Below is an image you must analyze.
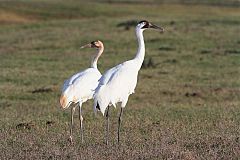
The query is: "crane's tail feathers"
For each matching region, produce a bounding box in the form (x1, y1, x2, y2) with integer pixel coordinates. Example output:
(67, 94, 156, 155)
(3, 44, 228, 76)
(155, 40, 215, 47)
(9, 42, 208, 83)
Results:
(96, 102, 100, 111)
(94, 86, 110, 116)
(93, 101, 104, 117)
(93, 100, 98, 115)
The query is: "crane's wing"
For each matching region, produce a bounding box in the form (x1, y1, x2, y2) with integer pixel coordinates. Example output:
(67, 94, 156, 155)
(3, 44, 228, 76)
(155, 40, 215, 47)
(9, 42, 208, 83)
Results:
(94, 60, 138, 115)
(99, 60, 138, 86)
(106, 62, 138, 95)
(62, 68, 101, 93)
(98, 63, 123, 85)
(62, 71, 84, 92)
(72, 68, 101, 100)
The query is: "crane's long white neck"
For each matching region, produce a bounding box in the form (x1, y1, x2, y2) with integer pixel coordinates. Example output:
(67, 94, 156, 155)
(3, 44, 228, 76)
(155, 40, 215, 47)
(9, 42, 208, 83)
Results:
(91, 47, 104, 69)
(134, 28, 145, 69)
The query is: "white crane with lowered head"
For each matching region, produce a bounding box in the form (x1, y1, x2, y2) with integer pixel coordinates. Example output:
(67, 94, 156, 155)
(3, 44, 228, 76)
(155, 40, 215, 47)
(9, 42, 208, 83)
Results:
(60, 40, 104, 143)
(94, 20, 164, 145)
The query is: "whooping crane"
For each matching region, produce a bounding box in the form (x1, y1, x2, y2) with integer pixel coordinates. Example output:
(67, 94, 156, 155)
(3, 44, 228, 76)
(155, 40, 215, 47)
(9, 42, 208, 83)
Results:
(60, 40, 104, 143)
(94, 20, 164, 144)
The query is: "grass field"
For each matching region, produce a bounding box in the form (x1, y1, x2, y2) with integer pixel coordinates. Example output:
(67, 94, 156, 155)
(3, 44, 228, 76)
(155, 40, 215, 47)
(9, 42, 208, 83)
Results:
(0, 0, 240, 159)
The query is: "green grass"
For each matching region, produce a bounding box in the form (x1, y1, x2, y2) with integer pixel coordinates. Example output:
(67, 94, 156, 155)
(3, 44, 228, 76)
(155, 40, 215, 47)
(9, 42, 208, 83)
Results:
(0, 0, 240, 159)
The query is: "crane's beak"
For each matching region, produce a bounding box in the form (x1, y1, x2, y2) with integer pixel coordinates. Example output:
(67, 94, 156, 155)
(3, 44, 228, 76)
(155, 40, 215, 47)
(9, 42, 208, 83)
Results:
(149, 23, 164, 33)
(80, 43, 92, 49)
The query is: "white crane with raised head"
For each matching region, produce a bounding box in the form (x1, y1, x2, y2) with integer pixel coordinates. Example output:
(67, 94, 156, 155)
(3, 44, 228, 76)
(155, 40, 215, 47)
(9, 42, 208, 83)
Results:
(94, 20, 164, 145)
(60, 40, 104, 143)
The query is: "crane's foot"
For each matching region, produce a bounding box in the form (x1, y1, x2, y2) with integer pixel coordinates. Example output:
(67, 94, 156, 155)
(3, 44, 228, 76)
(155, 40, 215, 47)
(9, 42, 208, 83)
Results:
(105, 136, 109, 145)
(79, 134, 84, 143)
(68, 136, 73, 144)
(105, 140, 108, 145)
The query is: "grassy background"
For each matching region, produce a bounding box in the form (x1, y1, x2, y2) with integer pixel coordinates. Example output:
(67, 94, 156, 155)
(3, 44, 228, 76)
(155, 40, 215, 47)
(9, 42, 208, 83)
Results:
(0, 0, 240, 159)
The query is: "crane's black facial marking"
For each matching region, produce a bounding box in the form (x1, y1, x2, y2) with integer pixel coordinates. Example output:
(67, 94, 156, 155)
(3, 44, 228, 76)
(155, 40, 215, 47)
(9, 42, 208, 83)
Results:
(138, 20, 150, 29)
(138, 20, 149, 24)
(91, 41, 99, 48)
(138, 20, 164, 32)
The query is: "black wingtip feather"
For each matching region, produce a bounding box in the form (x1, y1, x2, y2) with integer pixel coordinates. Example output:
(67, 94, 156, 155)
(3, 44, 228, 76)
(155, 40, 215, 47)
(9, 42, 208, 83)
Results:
(96, 102, 100, 111)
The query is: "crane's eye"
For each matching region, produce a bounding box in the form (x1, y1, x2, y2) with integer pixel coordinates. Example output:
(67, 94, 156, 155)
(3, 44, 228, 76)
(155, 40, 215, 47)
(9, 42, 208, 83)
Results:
(94, 42, 100, 48)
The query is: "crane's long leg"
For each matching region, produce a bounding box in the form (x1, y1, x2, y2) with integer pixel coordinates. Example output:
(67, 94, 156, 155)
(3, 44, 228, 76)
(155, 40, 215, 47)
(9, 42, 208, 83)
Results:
(118, 107, 123, 144)
(105, 106, 110, 145)
(78, 102, 83, 143)
(70, 105, 76, 143)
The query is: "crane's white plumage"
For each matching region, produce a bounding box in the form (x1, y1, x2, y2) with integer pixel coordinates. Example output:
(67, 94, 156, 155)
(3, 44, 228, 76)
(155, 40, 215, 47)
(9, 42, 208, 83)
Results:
(93, 20, 164, 144)
(59, 40, 104, 143)
(94, 60, 138, 114)
(94, 21, 163, 115)
(61, 68, 101, 109)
